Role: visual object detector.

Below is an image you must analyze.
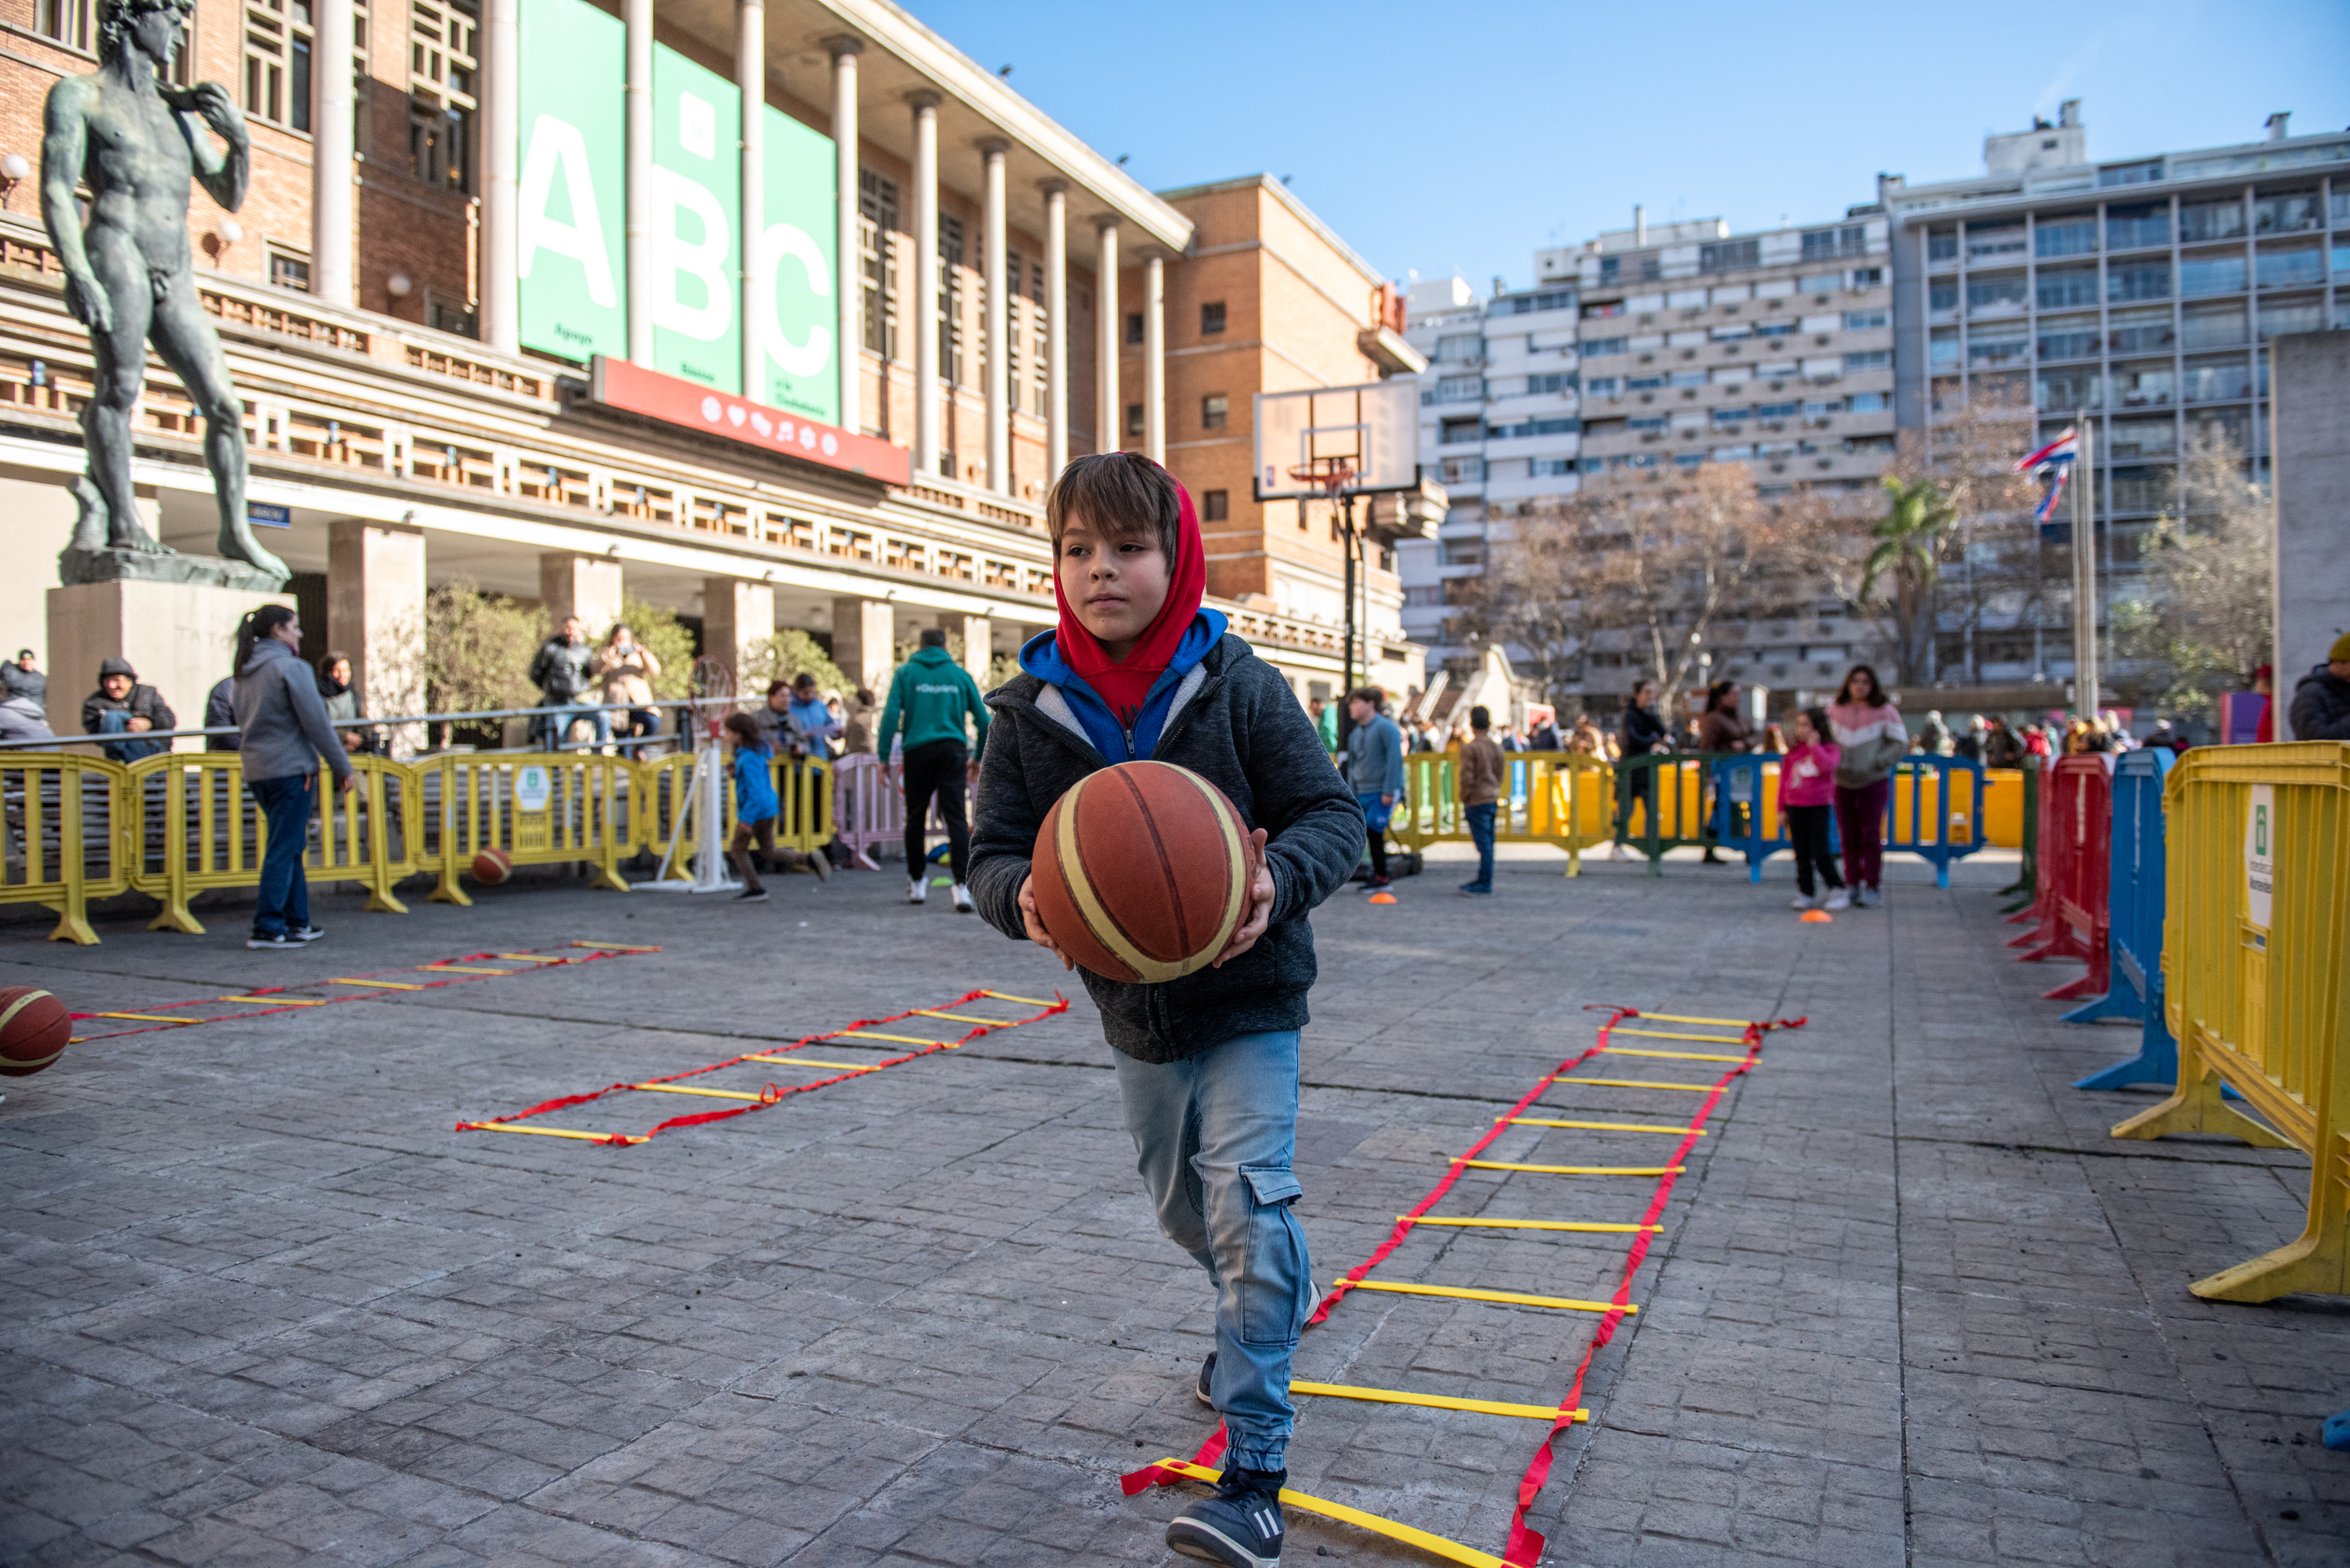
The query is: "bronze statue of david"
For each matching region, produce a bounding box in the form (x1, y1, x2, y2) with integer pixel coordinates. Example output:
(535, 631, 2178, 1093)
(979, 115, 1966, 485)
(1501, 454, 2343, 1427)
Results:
(42, 0, 287, 582)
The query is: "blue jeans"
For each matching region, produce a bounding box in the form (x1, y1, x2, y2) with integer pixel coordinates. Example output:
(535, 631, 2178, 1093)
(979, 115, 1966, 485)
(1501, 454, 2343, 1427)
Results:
(1114, 1029, 1309, 1472)
(1463, 801, 1496, 889)
(540, 703, 613, 750)
(248, 772, 315, 938)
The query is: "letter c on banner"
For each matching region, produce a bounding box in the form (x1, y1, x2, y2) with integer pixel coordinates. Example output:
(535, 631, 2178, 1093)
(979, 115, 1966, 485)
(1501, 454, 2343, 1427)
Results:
(758, 221, 834, 378)
(648, 166, 732, 340)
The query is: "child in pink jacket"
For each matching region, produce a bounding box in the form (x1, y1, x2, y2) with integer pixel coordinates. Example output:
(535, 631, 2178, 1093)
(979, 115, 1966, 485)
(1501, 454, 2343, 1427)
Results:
(1781, 708, 1848, 910)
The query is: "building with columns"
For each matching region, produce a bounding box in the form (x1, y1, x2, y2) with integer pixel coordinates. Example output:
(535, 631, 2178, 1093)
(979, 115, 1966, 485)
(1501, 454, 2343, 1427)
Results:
(0, 0, 1423, 737)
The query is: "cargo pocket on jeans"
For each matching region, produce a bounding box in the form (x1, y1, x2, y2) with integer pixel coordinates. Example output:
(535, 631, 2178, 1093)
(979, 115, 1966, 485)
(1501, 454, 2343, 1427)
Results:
(1237, 1163, 1307, 1345)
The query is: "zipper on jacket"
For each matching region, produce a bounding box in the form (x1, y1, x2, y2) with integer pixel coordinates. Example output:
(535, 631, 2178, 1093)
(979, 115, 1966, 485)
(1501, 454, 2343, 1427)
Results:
(1121, 724, 1135, 761)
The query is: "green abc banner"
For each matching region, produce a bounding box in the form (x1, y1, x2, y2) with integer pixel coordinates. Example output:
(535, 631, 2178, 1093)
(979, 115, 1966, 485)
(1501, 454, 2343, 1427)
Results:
(515, 0, 624, 363)
(651, 43, 741, 392)
(757, 106, 839, 425)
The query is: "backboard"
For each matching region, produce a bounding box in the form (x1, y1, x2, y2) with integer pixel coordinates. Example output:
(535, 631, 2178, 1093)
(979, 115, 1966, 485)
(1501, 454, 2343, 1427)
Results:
(1252, 380, 1420, 500)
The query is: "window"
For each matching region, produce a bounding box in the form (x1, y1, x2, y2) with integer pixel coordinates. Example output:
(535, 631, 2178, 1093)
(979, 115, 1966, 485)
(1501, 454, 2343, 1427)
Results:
(1438, 417, 1482, 445)
(1802, 225, 1867, 261)
(1626, 375, 1665, 391)
(2258, 299, 2325, 339)
(1491, 290, 1573, 315)
(1489, 417, 1579, 439)
(859, 171, 899, 359)
(1583, 302, 1625, 320)
(1848, 266, 1883, 289)
(410, 0, 473, 193)
(1755, 400, 1802, 419)
(1124, 403, 1143, 438)
(1710, 405, 1754, 424)
(35, 0, 92, 50)
(2110, 419, 2176, 459)
(1927, 229, 1958, 262)
(1699, 238, 1760, 273)
(1842, 309, 1887, 331)
(1430, 375, 1482, 403)
(2181, 303, 2246, 349)
(1968, 273, 2030, 313)
(1585, 377, 1621, 397)
(269, 247, 312, 292)
(2111, 362, 2174, 406)
(1668, 370, 1705, 388)
(1200, 393, 1227, 430)
(2182, 355, 2251, 403)
(1202, 489, 1228, 522)
(244, 0, 314, 130)
(1754, 320, 1797, 338)
(2107, 260, 2169, 302)
(1524, 372, 1574, 395)
(1435, 333, 1483, 362)
(2256, 244, 2323, 289)
(1531, 457, 1574, 477)
(1929, 329, 1958, 367)
(2180, 201, 2245, 243)
(1596, 257, 1621, 285)
(1124, 312, 1144, 346)
(2037, 316, 2099, 360)
(2106, 203, 2170, 250)
(2099, 161, 2162, 187)
(1848, 392, 1887, 414)
(428, 294, 476, 338)
(2106, 308, 2173, 356)
(1437, 456, 1482, 485)
(1627, 415, 1666, 430)
(2035, 217, 2098, 258)
(1799, 273, 1841, 294)
(1965, 334, 2025, 367)
(1581, 336, 1628, 358)
(1843, 350, 1890, 372)
(1964, 223, 2026, 262)
(2254, 192, 2321, 234)
(2178, 253, 2247, 297)
(1200, 301, 1225, 335)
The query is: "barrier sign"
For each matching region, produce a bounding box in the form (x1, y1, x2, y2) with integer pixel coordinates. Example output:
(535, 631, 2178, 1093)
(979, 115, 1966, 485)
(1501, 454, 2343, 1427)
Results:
(2243, 783, 2273, 932)
(515, 763, 553, 852)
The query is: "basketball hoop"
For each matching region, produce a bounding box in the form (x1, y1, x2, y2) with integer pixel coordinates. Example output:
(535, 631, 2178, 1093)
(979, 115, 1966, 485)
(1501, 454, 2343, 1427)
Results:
(1287, 460, 1355, 500)
(689, 656, 734, 742)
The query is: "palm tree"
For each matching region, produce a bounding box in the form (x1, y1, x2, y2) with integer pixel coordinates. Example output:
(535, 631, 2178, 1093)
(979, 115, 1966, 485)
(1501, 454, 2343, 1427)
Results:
(1861, 475, 1956, 685)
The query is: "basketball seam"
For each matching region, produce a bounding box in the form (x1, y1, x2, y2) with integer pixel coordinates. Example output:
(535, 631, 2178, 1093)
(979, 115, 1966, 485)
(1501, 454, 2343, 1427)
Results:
(1054, 776, 1149, 982)
(0, 990, 52, 1037)
(1171, 771, 1250, 952)
(1121, 765, 1190, 959)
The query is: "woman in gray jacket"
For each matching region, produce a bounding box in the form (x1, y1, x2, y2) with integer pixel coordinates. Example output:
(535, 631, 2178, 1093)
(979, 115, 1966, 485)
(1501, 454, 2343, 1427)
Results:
(233, 606, 355, 949)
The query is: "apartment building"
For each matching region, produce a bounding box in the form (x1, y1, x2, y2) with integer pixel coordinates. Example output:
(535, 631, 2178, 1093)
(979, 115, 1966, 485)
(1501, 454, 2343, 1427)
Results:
(1394, 276, 1582, 663)
(1881, 103, 2350, 687)
(0, 0, 1419, 732)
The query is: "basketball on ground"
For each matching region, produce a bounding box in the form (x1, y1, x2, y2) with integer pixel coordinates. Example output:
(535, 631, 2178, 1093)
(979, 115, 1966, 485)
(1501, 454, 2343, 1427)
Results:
(472, 847, 513, 885)
(1031, 761, 1251, 984)
(0, 988, 70, 1077)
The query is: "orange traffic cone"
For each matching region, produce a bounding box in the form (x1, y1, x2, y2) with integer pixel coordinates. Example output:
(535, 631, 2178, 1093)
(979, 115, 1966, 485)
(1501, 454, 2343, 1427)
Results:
(1799, 908, 1834, 923)
(1368, 891, 1400, 905)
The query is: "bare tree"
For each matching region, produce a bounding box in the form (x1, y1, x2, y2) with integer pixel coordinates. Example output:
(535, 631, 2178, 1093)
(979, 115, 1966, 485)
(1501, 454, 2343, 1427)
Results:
(2113, 425, 2272, 717)
(1448, 512, 1596, 708)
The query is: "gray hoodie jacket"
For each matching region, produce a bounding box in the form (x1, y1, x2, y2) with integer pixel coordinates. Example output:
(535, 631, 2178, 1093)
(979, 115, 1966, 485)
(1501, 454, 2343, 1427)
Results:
(233, 640, 353, 784)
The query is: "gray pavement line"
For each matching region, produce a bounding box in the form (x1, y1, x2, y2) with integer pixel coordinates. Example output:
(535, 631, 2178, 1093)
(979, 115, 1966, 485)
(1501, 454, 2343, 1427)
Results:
(1893, 1132, 2311, 1169)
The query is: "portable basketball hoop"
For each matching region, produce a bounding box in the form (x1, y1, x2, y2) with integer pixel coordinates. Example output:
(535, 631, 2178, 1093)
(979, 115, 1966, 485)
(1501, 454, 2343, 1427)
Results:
(1285, 458, 1356, 500)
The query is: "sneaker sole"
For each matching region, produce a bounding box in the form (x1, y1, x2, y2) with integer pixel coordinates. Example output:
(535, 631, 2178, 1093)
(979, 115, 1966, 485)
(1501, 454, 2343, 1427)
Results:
(1166, 1519, 1278, 1568)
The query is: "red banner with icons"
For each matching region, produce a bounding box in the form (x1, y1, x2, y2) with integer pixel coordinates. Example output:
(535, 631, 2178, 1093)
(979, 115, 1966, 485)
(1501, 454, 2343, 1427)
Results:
(588, 356, 912, 486)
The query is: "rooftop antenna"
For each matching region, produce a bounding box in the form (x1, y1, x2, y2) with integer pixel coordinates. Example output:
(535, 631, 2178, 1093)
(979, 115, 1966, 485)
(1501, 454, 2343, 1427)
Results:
(1633, 203, 1646, 245)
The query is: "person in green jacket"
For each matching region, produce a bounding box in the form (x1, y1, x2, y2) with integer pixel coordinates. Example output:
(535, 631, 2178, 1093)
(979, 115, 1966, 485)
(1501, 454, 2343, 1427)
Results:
(879, 627, 991, 911)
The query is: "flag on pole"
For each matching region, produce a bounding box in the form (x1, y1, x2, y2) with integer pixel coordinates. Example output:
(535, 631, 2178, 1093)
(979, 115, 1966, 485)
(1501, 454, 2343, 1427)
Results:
(2016, 428, 2077, 524)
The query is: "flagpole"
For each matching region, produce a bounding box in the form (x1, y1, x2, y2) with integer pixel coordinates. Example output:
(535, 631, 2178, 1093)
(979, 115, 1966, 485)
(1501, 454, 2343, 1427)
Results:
(2071, 409, 2099, 718)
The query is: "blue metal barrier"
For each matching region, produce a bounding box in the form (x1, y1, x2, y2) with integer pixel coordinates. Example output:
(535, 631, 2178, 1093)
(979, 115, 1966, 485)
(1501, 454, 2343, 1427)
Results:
(2073, 747, 2185, 1088)
(1710, 754, 1986, 888)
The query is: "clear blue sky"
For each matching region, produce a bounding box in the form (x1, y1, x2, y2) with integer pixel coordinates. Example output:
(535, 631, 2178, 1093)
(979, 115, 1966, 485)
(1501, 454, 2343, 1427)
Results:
(911, 0, 2350, 296)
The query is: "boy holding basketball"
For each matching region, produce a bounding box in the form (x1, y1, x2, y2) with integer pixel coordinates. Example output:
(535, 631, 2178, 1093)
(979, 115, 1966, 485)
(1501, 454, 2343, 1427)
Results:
(971, 453, 1361, 1567)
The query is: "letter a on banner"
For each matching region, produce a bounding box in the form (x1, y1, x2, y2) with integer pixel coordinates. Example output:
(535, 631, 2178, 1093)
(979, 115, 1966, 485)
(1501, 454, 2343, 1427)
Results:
(516, 0, 626, 362)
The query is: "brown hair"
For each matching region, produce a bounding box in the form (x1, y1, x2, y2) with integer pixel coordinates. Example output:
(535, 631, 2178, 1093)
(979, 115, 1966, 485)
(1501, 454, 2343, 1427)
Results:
(1838, 664, 1887, 706)
(1348, 685, 1383, 708)
(721, 712, 761, 747)
(1045, 452, 1180, 562)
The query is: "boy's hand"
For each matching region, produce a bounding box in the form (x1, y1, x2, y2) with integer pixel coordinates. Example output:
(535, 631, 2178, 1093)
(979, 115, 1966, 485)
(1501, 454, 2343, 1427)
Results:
(1016, 875, 1073, 970)
(1211, 829, 1274, 969)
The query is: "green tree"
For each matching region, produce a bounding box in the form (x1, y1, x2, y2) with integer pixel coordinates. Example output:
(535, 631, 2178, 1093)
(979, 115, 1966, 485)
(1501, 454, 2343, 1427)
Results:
(739, 629, 851, 700)
(1860, 475, 1958, 686)
(423, 577, 543, 742)
(2113, 424, 2272, 718)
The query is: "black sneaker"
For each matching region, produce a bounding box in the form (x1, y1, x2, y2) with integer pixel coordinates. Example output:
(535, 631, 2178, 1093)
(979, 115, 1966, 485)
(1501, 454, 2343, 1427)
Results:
(1168, 1467, 1285, 1566)
(246, 932, 297, 950)
(1195, 1350, 1216, 1407)
(290, 925, 326, 942)
(735, 887, 769, 903)
(1365, 875, 1391, 893)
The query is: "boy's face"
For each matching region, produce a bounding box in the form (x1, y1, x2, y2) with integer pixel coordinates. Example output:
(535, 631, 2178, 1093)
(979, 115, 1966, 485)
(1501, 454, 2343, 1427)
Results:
(1058, 512, 1170, 660)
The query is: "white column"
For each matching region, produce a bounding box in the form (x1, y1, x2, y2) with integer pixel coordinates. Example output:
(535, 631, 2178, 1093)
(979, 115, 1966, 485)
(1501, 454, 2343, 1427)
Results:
(704, 576, 776, 681)
(1144, 254, 1166, 464)
(942, 612, 992, 688)
(828, 38, 862, 434)
(1095, 220, 1119, 453)
(1043, 181, 1068, 479)
(982, 140, 1009, 493)
(736, 0, 764, 397)
(479, 0, 520, 350)
(327, 520, 425, 757)
(309, 0, 356, 305)
(909, 92, 941, 475)
(624, 0, 654, 363)
(832, 595, 897, 693)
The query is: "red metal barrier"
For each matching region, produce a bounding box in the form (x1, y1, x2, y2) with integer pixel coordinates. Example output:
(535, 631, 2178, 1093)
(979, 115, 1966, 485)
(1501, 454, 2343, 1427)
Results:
(2015, 757, 2111, 999)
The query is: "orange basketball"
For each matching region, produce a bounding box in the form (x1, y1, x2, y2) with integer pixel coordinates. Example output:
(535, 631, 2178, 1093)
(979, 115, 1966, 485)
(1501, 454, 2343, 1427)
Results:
(0, 987, 70, 1078)
(1032, 761, 1251, 984)
(472, 847, 513, 885)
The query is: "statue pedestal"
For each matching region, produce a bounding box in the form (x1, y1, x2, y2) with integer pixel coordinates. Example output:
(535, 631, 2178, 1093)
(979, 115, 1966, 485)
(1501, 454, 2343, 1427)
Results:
(47, 579, 295, 746)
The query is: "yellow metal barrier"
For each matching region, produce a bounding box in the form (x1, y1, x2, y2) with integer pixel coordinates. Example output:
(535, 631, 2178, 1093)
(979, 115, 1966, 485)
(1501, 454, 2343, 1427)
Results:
(1390, 752, 1611, 876)
(1982, 768, 2025, 847)
(1, 752, 130, 944)
(417, 753, 631, 904)
(2112, 742, 2349, 1302)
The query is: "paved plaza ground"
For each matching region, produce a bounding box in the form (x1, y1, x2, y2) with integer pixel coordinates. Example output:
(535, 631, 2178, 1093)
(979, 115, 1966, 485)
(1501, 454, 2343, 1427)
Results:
(3, 842, 2345, 1567)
